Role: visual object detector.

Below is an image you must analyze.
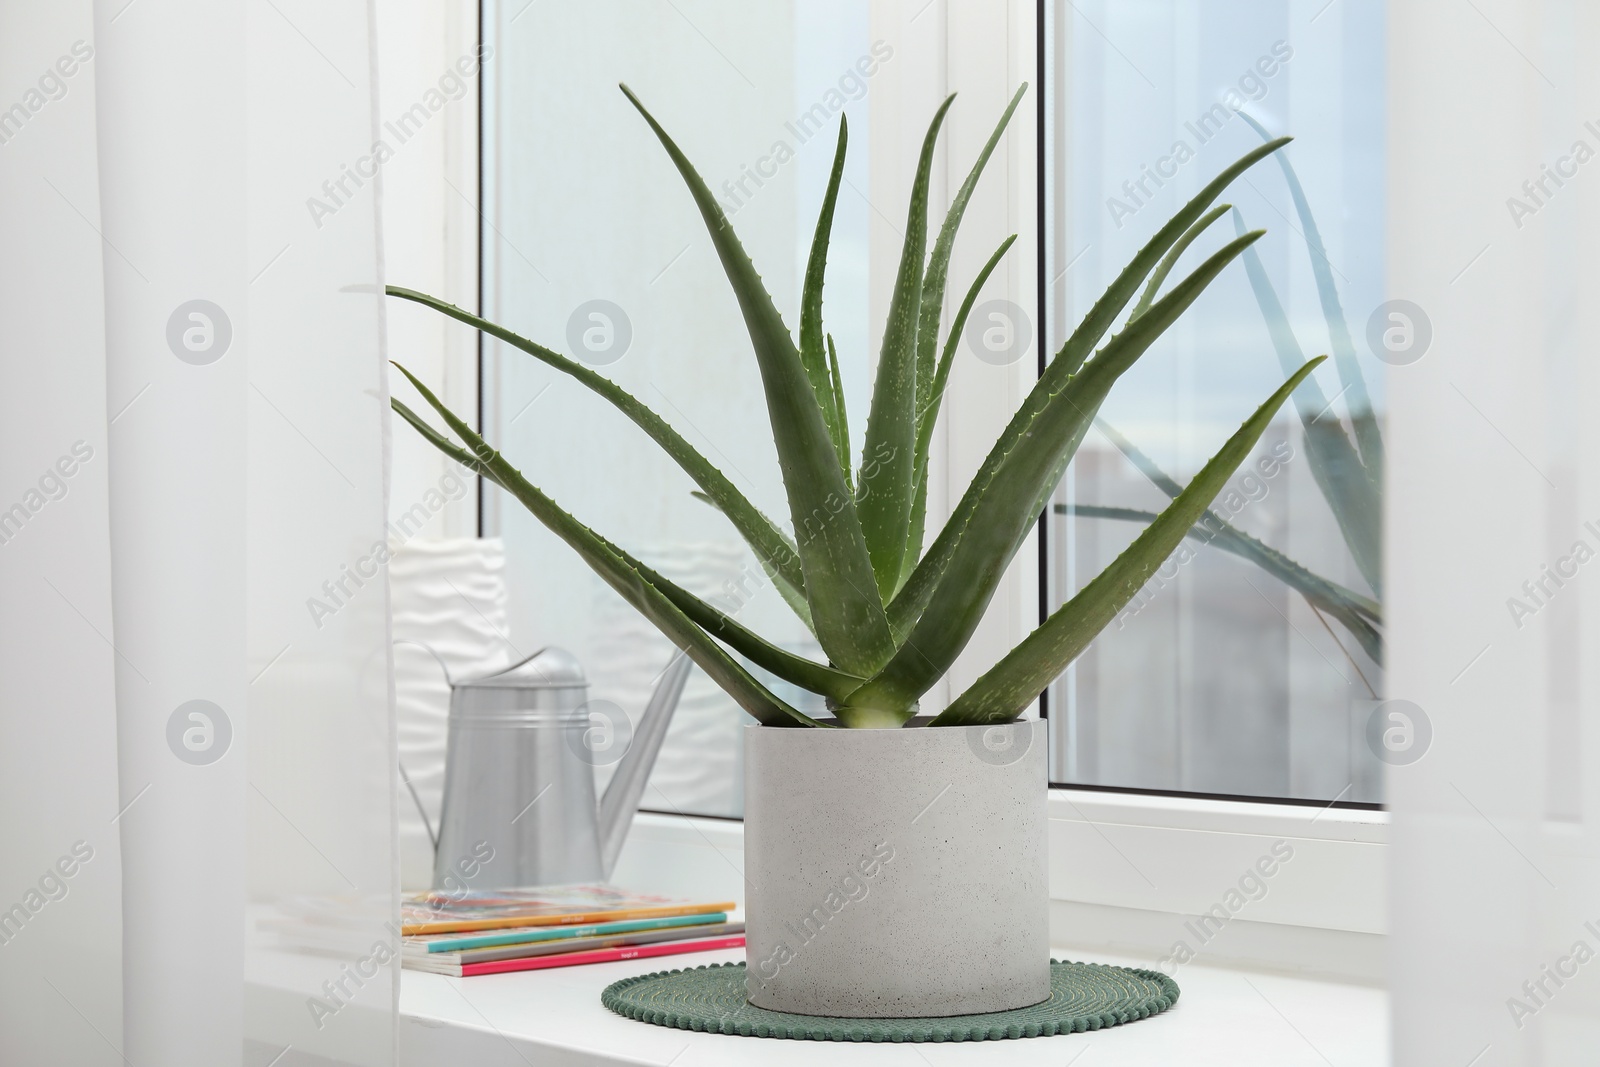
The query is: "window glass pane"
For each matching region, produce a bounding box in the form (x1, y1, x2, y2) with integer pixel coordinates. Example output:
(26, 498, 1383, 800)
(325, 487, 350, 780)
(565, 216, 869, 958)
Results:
(1044, 2, 1387, 803)
(482, 1, 874, 817)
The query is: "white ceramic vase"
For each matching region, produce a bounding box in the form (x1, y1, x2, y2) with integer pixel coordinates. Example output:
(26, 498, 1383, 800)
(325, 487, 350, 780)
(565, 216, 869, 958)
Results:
(742, 718, 1049, 1018)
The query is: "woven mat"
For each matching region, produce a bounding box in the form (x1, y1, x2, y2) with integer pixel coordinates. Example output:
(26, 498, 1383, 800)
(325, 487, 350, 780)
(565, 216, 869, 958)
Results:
(601, 959, 1178, 1042)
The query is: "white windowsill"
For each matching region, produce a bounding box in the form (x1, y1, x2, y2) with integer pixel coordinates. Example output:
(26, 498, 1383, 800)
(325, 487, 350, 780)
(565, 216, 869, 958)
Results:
(399, 946, 1387, 1066)
(395, 791, 1388, 1064)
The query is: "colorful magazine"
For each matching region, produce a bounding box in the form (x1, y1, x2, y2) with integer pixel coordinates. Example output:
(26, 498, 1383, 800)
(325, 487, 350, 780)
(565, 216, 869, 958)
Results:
(400, 884, 736, 935)
(428, 934, 746, 978)
(404, 911, 731, 954)
(403, 922, 744, 973)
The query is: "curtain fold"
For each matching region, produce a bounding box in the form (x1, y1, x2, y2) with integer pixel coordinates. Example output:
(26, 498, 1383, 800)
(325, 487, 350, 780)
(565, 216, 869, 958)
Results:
(94, 1, 248, 1059)
(0, 4, 123, 1065)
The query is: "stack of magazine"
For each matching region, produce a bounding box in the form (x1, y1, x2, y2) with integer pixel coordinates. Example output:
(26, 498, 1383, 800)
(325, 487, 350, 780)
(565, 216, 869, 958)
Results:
(401, 885, 742, 977)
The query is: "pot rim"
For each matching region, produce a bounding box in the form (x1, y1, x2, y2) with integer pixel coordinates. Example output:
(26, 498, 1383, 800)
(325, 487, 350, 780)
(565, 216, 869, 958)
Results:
(744, 715, 1037, 732)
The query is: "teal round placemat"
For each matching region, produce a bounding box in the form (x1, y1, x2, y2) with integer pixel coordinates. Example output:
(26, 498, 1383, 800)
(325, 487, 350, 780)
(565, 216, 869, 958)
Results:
(601, 959, 1178, 1042)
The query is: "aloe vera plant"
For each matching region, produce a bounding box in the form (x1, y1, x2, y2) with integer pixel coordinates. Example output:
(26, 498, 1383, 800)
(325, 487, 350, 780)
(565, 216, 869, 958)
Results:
(1060, 113, 1383, 669)
(389, 83, 1322, 729)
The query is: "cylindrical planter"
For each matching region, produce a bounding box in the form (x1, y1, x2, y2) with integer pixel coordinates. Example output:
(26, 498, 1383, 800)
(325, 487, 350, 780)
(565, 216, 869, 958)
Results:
(743, 718, 1049, 1018)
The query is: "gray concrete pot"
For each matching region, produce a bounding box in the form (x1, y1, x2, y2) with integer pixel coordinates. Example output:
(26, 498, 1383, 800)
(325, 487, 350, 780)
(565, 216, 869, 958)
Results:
(742, 717, 1049, 1018)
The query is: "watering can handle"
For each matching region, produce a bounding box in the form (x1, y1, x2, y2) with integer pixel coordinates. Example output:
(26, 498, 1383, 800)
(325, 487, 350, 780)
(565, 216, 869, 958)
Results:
(391, 639, 453, 854)
(392, 638, 454, 688)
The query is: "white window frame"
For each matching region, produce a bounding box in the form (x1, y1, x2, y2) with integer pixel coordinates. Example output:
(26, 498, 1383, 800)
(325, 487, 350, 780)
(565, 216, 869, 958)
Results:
(420, 0, 1388, 982)
(380, 0, 482, 540)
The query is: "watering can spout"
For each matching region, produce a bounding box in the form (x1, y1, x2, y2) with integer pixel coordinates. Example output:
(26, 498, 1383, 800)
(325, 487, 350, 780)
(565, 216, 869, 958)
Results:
(596, 652, 693, 879)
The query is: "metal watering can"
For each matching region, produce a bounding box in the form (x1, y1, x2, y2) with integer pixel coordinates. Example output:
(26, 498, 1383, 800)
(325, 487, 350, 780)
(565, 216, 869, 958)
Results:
(408, 644, 692, 891)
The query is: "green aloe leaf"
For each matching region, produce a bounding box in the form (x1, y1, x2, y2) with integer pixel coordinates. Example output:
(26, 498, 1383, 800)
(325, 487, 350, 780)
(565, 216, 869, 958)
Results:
(1130, 204, 1229, 319)
(900, 473, 930, 595)
(888, 137, 1291, 638)
(915, 85, 1028, 419)
(1238, 112, 1384, 480)
(935, 357, 1327, 725)
(1231, 208, 1382, 598)
(845, 233, 1266, 716)
(387, 286, 811, 625)
(800, 119, 849, 472)
(826, 334, 851, 493)
(899, 234, 1018, 589)
(626, 85, 896, 675)
(392, 362, 825, 728)
(393, 397, 499, 484)
(857, 94, 956, 600)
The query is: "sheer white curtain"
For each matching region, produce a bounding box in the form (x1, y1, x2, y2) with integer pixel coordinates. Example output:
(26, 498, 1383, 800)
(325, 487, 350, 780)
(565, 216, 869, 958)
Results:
(1389, 0, 1600, 1061)
(0, 4, 123, 1064)
(0, 2, 397, 1064)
